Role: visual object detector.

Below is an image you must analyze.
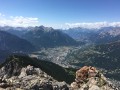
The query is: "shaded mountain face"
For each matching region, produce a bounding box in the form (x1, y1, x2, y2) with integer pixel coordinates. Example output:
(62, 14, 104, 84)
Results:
(23, 26, 80, 48)
(0, 30, 35, 52)
(0, 50, 12, 63)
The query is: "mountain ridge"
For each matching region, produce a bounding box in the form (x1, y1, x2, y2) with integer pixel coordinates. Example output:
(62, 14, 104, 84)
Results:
(0, 30, 35, 52)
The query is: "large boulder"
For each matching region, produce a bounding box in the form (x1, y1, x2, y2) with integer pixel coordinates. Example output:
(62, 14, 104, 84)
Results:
(71, 66, 118, 90)
(75, 66, 98, 83)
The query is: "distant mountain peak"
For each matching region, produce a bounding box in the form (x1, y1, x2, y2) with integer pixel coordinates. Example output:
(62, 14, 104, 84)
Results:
(33, 25, 54, 32)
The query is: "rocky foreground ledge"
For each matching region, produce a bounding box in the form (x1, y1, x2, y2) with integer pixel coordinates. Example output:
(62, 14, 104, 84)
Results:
(0, 56, 119, 90)
(0, 65, 119, 90)
(0, 64, 69, 90)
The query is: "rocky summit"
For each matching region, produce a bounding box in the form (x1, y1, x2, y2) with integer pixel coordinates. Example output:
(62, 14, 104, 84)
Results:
(71, 66, 119, 90)
(0, 55, 119, 90)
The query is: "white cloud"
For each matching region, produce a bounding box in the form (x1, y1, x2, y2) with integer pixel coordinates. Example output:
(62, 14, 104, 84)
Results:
(0, 13, 40, 27)
(1, 13, 120, 29)
(0, 13, 5, 17)
(65, 22, 120, 29)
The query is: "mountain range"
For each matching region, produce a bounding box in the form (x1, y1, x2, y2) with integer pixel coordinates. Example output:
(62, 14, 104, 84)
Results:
(0, 26, 83, 49)
(63, 27, 120, 44)
(22, 26, 81, 48)
(2, 26, 120, 45)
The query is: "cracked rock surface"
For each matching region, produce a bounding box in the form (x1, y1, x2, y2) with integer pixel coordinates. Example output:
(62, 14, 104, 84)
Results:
(0, 64, 69, 90)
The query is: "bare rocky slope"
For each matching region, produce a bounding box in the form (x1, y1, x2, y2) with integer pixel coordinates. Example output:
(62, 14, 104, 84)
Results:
(0, 55, 119, 90)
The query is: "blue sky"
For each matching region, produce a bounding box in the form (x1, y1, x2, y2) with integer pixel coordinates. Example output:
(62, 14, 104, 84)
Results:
(0, 0, 120, 28)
